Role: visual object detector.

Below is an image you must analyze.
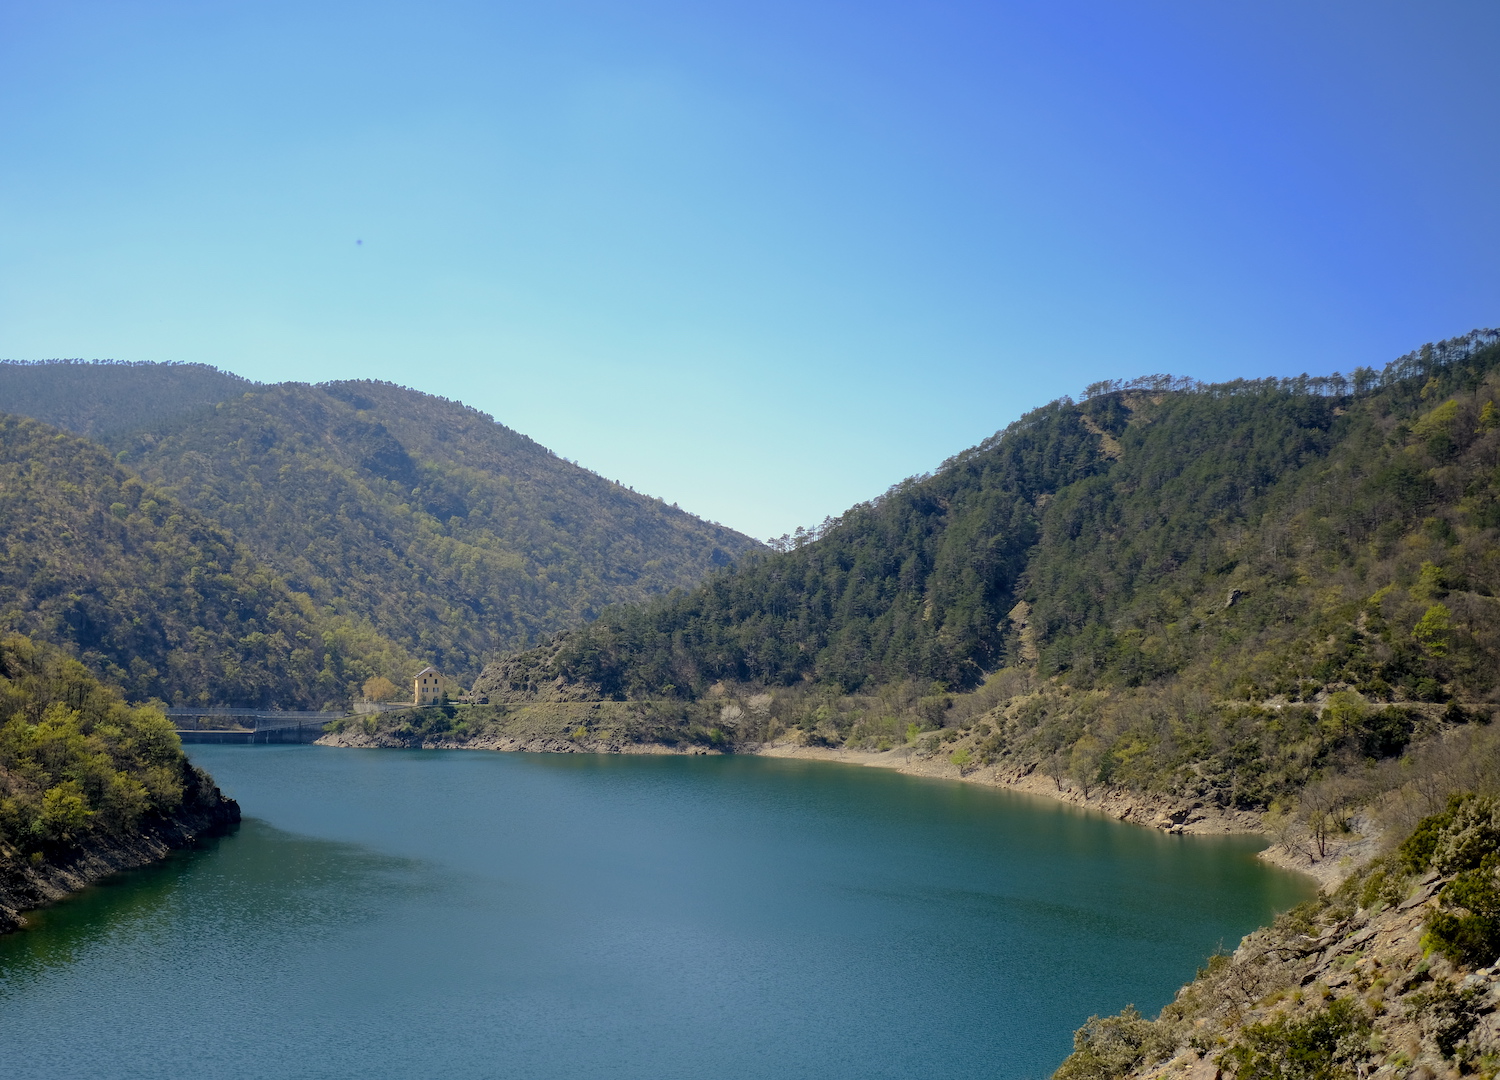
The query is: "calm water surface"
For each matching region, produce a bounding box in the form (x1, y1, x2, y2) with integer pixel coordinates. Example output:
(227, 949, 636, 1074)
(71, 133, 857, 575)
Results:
(0, 747, 1312, 1079)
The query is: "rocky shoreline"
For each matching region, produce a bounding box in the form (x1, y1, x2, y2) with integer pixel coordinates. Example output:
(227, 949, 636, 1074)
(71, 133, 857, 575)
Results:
(317, 726, 727, 756)
(1054, 796, 1500, 1080)
(750, 741, 1368, 890)
(1111, 874, 1500, 1080)
(0, 787, 241, 934)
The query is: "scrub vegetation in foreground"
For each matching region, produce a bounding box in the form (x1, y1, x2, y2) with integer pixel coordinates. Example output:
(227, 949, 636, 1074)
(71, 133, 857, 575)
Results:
(1054, 757, 1500, 1080)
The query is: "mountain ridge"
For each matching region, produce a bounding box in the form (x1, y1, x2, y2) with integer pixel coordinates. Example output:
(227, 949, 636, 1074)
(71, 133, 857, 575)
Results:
(0, 359, 256, 439)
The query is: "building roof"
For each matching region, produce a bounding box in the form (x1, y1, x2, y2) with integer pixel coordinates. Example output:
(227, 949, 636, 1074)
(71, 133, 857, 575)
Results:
(415, 666, 439, 677)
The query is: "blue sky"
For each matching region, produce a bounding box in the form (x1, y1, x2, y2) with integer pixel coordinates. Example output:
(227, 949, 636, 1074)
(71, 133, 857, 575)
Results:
(2, 1, 1496, 540)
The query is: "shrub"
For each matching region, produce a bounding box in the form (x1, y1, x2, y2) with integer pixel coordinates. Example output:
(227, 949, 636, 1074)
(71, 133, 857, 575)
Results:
(1425, 865, 1500, 968)
(1431, 797, 1500, 873)
(1054, 1006, 1172, 1080)
(1219, 997, 1371, 1080)
(1357, 708, 1414, 759)
(1405, 979, 1485, 1058)
(1355, 856, 1407, 912)
(1399, 795, 1469, 873)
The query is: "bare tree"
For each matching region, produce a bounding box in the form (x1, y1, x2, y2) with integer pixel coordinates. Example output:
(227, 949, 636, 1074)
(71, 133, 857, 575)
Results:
(1299, 774, 1360, 860)
(1263, 805, 1307, 859)
(1070, 736, 1104, 801)
(1044, 751, 1068, 791)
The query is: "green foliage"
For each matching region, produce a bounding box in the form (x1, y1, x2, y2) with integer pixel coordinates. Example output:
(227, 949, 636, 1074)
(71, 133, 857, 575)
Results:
(1356, 707, 1416, 760)
(1412, 398, 1461, 446)
(1395, 795, 1500, 967)
(482, 398, 1109, 699)
(1355, 855, 1408, 911)
(1430, 795, 1500, 873)
(0, 414, 403, 706)
(0, 415, 367, 704)
(1412, 604, 1454, 658)
(1400, 796, 1468, 873)
(0, 368, 756, 703)
(1021, 340, 1500, 704)
(0, 634, 218, 854)
(1425, 868, 1500, 968)
(109, 380, 758, 680)
(480, 332, 1500, 807)
(1219, 998, 1372, 1080)
(36, 783, 94, 841)
(328, 697, 740, 752)
(1053, 1006, 1173, 1080)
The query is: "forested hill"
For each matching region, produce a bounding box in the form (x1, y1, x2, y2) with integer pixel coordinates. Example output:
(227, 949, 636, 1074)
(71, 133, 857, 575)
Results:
(477, 330, 1500, 746)
(480, 394, 1107, 700)
(0, 414, 408, 706)
(106, 380, 758, 677)
(0, 359, 254, 439)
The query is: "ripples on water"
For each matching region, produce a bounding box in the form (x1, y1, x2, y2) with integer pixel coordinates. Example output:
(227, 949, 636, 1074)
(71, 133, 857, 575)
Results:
(0, 747, 1313, 1079)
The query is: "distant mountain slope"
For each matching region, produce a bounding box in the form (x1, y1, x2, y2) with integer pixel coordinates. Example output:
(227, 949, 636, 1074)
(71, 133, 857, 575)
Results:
(0, 414, 411, 706)
(0, 360, 254, 438)
(107, 379, 759, 679)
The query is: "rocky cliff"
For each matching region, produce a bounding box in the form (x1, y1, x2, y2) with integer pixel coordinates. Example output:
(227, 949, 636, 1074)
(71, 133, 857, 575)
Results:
(0, 767, 239, 933)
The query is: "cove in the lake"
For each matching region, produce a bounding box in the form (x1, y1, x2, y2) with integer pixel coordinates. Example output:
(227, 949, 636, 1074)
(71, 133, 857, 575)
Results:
(0, 747, 1312, 1079)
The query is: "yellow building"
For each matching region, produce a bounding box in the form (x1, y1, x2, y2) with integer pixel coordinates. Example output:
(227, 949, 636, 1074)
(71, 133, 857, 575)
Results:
(414, 666, 444, 706)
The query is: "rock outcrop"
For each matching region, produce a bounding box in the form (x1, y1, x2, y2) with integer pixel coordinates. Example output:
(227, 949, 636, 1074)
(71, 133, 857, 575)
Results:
(0, 771, 239, 934)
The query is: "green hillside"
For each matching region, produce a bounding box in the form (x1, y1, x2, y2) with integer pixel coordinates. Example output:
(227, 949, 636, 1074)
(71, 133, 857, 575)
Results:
(475, 330, 1500, 807)
(0, 359, 254, 439)
(107, 379, 759, 680)
(0, 632, 240, 932)
(0, 632, 230, 855)
(0, 414, 409, 706)
(478, 394, 1105, 698)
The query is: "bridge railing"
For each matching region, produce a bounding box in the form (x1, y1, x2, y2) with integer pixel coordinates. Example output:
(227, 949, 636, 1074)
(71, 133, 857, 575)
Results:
(164, 708, 349, 732)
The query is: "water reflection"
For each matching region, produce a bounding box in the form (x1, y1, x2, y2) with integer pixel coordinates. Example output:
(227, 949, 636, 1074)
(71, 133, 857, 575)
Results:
(0, 819, 433, 996)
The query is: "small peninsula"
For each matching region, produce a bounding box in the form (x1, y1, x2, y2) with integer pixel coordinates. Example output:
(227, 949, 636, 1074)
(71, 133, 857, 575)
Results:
(0, 634, 239, 933)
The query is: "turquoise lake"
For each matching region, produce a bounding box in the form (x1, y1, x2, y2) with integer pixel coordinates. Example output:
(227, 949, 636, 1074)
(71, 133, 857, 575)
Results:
(0, 746, 1312, 1078)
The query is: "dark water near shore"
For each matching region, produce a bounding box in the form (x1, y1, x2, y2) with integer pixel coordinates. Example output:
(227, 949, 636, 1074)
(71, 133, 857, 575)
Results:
(0, 747, 1312, 1079)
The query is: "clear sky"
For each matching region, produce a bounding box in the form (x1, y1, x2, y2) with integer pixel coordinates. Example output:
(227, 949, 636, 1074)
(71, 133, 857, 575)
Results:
(2, 1, 1496, 541)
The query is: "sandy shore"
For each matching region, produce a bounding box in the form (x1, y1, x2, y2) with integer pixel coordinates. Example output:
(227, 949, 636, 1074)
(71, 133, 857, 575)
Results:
(749, 741, 1366, 890)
